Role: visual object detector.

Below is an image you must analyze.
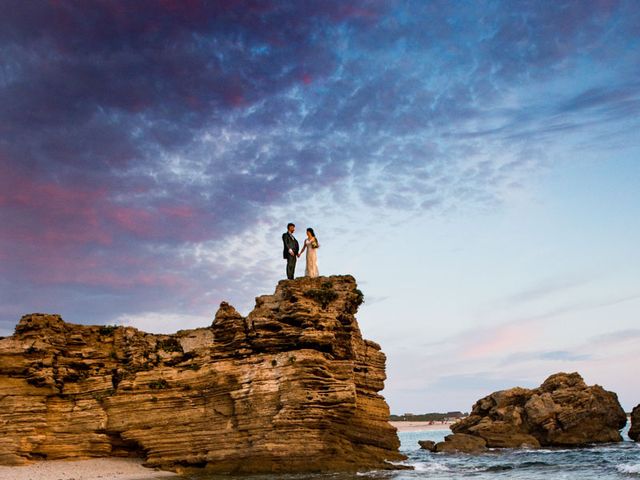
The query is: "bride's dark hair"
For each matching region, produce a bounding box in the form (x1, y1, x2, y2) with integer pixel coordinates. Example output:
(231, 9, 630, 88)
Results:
(306, 227, 317, 240)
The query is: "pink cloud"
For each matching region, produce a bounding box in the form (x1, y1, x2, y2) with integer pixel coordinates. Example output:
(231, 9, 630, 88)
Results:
(0, 163, 114, 247)
(109, 206, 156, 237)
(158, 205, 196, 219)
(461, 321, 542, 359)
(47, 269, 186, 289)
(0, 156, 213, 296)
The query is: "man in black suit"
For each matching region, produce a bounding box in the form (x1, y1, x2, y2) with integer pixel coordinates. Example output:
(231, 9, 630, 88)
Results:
(282, 222, 299, 280)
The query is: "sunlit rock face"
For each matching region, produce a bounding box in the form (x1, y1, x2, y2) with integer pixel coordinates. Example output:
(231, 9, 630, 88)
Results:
(0, 275, 404, 473)
(451, 372, 627, 448)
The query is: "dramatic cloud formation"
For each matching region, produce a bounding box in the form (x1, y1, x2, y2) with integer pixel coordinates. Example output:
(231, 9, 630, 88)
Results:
(1, 0, 639, 411)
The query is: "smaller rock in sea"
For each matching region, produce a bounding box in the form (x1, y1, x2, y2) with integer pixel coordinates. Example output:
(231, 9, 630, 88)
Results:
(450, 372, 626, 448)
(434, 434, 487, 453)
(418, 440, 436, 451)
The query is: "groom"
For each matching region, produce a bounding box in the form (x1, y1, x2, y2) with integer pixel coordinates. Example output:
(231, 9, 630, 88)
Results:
(282, 222, 299, 280)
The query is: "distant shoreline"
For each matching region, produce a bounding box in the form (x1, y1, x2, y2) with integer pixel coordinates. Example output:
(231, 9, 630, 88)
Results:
(391, 420, 455, 432)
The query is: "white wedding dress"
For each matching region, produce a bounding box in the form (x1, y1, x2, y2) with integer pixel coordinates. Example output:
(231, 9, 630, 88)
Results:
(304, 238, 319, 278)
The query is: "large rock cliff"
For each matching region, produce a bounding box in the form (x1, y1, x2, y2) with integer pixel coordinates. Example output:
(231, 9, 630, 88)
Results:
(630, 404, 640, 441)
(449, 372, 627, 448)
(0, 275, 404, 473)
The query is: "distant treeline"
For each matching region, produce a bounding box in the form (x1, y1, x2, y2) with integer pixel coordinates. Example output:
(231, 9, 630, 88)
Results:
(389, 411, 467, 421)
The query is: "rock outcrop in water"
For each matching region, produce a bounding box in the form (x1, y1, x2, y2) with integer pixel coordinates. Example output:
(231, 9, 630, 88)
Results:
(630, 405, 640, 441)
(0, 275, 404, 473)
(449, 372, 627, 448)
(421, 434, 487, 453)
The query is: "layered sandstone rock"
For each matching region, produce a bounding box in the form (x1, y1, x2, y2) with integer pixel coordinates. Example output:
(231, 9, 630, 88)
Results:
(0, 276, 404, 473)
(630, 405, 640, 441)
(450, 372, 627, 448)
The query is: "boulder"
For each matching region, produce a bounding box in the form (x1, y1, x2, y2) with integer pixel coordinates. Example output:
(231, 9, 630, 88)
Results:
(418, 440, 436, 451)
(630, 405, 640, 441)
(0, 276, 405, 473)
(451, 372, 627, 448)
(434, 434, 487, 453)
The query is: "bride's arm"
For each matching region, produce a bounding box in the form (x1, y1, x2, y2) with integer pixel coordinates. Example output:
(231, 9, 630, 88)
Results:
(298, 242, 307, 257)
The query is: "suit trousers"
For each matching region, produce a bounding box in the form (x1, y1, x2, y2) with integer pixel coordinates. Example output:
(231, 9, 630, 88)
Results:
(286, 255, 297, 279)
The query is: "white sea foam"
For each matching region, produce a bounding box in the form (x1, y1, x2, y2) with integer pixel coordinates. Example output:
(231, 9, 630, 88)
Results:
(413, 461, 451, 472)
(618, 463, 640, 474)
(512, 448, 572, 454)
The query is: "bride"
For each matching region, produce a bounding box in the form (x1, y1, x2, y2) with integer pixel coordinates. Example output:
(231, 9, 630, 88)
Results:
(298, 227, 319, 278)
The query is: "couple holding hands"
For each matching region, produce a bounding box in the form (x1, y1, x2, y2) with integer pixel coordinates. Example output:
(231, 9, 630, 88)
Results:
(282, 222, 319, 279)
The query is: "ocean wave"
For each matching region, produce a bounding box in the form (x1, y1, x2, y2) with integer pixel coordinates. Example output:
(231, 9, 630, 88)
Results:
(518, 461, 552, 469)
(617, 463, 640, 474)
(412, 461, 451, 472)
(483, 464, 513, 472)
(512, 448, 573, 454)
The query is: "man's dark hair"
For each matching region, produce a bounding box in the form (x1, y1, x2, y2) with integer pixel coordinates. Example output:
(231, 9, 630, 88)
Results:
(287, 223, 295, 229)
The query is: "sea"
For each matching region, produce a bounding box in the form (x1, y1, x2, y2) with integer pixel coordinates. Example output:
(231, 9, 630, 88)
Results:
(179, 424, 640, 480)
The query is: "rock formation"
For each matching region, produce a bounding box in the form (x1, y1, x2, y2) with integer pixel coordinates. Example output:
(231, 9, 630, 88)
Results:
(630, 404, 640, 441)
(420, 435, 487, 453)
(418, 440, 436, 451)
(0, 276, 404, 473)
(450, 372, 627, 448)
(435, 434, 487, 453)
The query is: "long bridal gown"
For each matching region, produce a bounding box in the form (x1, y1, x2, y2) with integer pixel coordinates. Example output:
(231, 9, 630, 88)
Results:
(304, 238, 319, 278)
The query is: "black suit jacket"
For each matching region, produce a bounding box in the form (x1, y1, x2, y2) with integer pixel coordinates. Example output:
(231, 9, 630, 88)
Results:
(282, 232, 299, 259)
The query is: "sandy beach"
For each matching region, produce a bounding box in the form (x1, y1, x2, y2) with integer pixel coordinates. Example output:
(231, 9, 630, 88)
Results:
(391, 420, 455, 432)
(0, 458, 177, 480)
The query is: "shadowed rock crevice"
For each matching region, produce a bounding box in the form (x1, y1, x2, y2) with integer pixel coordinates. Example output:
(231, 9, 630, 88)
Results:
(0, 275, 404, 473)
(105, 432, 147, 458)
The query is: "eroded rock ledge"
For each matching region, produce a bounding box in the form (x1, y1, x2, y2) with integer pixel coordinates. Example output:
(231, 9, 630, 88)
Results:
(0, 275, 404, 473)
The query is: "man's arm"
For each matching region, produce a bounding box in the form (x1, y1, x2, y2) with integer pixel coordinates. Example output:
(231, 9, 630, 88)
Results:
(283, 233, 294, 256)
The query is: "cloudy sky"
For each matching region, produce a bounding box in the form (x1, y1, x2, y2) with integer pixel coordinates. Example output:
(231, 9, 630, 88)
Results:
(1, 0, 639, 413)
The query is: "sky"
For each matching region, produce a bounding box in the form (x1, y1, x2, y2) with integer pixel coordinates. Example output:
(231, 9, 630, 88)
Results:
(1, 0, 639, 413)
